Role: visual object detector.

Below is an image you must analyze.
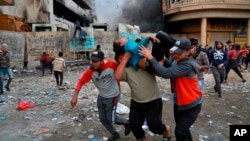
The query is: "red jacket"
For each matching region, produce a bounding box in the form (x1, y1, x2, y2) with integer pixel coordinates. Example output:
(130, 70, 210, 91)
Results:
(175, 77, 202, 109)
(41, 54, 52, 63)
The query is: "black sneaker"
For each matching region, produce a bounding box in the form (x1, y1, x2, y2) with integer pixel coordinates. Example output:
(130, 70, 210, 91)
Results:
(217, 96, 224, 100)
(124, 124, 130, 136)
(5, 85, 10, 91)
(242, 79, 246, 83)
(0, 91, 4, 95)
(107, 132, 120, 141)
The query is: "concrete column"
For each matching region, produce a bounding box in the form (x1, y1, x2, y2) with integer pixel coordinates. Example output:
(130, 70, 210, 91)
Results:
(247, 18, 250, 46)
(49, 0, 56, 31)
(201, 18, 207, 47)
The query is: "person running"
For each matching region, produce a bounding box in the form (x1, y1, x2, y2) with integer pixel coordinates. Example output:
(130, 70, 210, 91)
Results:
(114, 48, 171, 141)
(225, 44, 246, 83)
(139, 37, 202, 141)
(52, 52, 65, 88)
(241, 43, 249, 70)
(40, 51, 52, 76)
(70, 50, 130, 141)
(209, 41, 228, 99)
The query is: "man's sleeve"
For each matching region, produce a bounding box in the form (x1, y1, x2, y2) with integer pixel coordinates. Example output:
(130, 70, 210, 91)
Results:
(138, 38, 149, 46)
(75, 68, 93, 91)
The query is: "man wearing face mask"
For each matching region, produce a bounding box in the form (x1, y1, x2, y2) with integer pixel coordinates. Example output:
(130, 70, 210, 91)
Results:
(190, 38, 209, 90)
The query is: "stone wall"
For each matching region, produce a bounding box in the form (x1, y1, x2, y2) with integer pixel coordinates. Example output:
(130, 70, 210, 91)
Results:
(0, 30, 25, 68)
(0, 30, 184, 69)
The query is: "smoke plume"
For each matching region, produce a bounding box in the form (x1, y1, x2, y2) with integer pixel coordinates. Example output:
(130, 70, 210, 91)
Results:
(95, 0, 163, 32)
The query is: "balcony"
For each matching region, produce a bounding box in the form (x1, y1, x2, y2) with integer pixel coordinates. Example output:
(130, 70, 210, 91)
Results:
(165, 0, 250, 14)
(72, 0, 92, 9)
(164, 0, 250, 21)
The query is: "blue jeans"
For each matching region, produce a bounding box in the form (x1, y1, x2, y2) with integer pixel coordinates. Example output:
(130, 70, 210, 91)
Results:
(4, 68, 13, 87)
(198, 79, 204, 90)
(97, 95, 129, 135)
(0, 68, 9, 93)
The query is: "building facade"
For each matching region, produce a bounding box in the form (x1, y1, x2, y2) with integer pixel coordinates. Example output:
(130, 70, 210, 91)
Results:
(162, 0, 250, 47)
(0, 0, 92, 32)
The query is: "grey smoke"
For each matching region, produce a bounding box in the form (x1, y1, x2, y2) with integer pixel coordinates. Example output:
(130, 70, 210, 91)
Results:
(95, 0, 163, 32)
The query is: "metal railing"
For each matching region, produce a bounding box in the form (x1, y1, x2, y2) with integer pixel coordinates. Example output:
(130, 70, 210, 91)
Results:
(167, 0, 250, 9)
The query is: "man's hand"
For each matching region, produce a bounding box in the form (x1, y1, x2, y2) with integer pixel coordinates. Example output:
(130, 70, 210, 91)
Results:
(139, 46, 153, 60)
(70, 95, 78, 108)
(159, 56, 167, 66)
(218, 63, 224, 69)
(149, 36, 160, 43)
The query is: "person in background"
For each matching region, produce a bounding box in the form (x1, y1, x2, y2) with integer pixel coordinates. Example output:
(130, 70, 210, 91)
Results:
(206, 46, 213, 64)
(209, 41, 228, 99)
(226, 40, 234, 50)
(96, 44, 101, 50)
(246, 45, 250, 70)
(139, 37, 202, 141)
(95, 44, 101, 51)
(40, 51, 52, 76)
(73, 20, 81, 38)
(241, 43, 249, 70)
(70, 50, 130, 141)
(52, 52, 65, 88)
(190, 38, 209, 90)
(0, 43, 13, 94)
(225, 44, 246, 83)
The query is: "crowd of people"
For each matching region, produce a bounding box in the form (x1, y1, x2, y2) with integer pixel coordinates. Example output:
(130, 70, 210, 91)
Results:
(1, 32, 249, 141)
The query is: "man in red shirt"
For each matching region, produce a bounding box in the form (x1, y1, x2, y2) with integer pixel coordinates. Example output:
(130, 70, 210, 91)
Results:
(225, 44, 246, 83)
(40, 51, 52, 76)
(70, 50, 130, 141)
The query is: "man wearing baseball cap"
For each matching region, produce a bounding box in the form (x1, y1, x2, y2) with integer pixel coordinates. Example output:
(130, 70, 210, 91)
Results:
(90, 50, 104, 62)
(140, 37, 202, 141)
(71, 50, 130, 141)
(169, 38, 192, 54)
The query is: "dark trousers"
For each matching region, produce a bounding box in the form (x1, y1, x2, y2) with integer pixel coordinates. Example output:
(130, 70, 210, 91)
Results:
(174, 104, 201, 141)
(73, 26, 81, 37)
(211, 66, 225, 96)
(42, 61, 52, 75)
(129, 98, 166, 140)
(54, 71, 63, 86)
(97, 95, 129, 135)
(225, 66, 243, 81)
(246, 57, 249, 69)
(242, 57, 247, 66)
